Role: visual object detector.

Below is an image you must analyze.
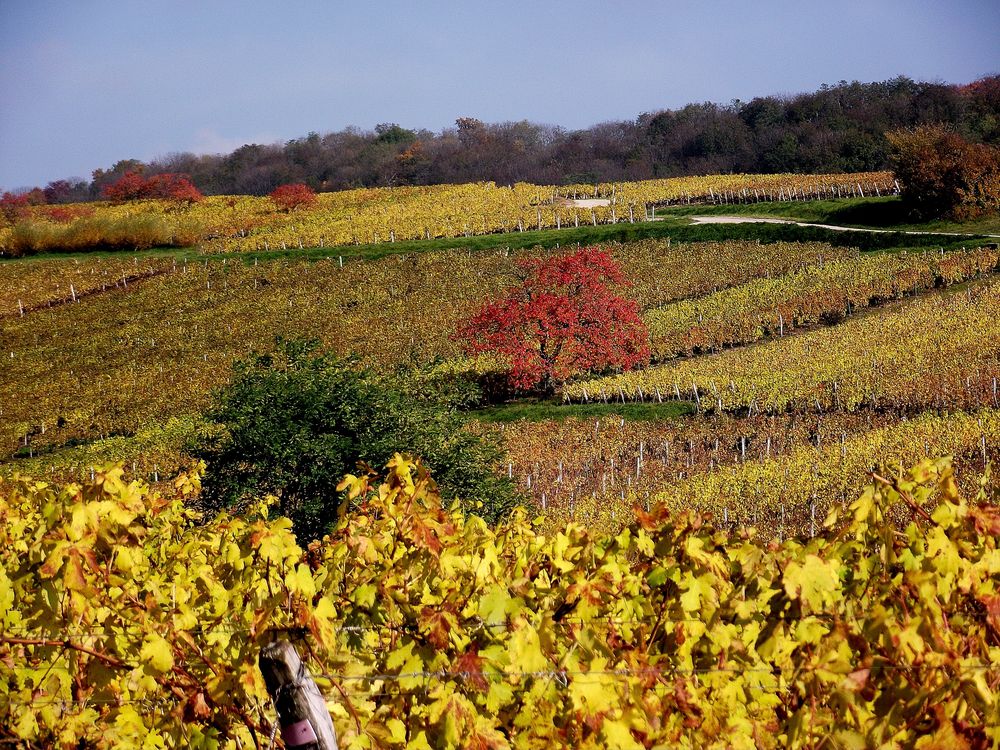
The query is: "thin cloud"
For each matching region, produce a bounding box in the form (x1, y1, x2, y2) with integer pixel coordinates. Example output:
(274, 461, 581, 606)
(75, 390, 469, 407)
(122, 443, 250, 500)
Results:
(190, 128, 280, 156)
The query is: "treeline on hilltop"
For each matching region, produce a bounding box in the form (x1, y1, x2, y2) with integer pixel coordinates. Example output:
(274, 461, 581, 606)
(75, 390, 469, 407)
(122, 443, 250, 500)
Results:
(25, 75, 1000, 201)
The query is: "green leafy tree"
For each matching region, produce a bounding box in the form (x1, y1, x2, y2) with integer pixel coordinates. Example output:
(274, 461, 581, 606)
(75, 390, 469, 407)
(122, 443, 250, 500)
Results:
(191, 340, 517, 540)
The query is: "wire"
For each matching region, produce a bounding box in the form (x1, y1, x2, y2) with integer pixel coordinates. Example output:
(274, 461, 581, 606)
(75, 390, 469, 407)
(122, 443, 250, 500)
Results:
(0, 609, 846, 640)
(4, 661, 995, 708)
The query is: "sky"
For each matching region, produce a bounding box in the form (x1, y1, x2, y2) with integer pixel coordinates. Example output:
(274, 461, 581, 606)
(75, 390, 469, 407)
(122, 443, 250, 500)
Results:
(1, 0, 998, 191)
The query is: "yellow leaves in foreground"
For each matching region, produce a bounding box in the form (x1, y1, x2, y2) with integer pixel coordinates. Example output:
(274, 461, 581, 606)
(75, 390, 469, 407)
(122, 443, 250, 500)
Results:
(782, 554, 841, 611)
(2, 455, 999, 748)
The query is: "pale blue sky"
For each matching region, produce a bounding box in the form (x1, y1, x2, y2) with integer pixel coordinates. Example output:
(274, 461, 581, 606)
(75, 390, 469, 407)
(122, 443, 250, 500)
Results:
(1, 0, 998, 190)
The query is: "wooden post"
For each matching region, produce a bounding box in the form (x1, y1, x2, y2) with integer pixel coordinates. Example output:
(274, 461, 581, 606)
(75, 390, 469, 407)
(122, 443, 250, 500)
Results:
(259, 640, 339, 750)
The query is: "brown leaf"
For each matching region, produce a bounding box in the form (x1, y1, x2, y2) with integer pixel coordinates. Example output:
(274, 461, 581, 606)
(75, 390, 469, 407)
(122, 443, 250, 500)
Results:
(420, 606, 452, 650)
(980, 594, 1000, 637)
(971, 506, 1000, 536)
(451, 649, 488, 692)
(183, 691, 212, 722)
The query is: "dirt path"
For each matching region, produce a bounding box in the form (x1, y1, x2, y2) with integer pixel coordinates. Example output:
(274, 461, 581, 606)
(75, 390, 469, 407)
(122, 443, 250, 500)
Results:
(687, 215, 1000, 239)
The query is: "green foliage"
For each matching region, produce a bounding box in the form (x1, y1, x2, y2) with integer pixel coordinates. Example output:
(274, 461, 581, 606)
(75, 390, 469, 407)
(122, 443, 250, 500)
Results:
(470, 399, 695, 423)
(191, 340, 518, 540)
(2, 456, 998, 747)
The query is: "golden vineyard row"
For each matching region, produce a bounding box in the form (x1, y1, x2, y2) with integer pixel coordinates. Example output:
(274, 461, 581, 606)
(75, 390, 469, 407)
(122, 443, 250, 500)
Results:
(0, 240, 845, 453)
(645, 245, 1000, 357)
(0, 171, 893, 253)
(535, 409, 1000, 535)
(0, 239, 845, 319)
(3, 455, 998, 747)
(567, 278, 1000, 413)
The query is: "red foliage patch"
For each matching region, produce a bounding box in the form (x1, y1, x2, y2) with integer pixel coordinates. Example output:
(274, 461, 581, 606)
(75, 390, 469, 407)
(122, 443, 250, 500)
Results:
(101, 171, 203, 204)
(0, 192, 30, 222)
(41, 205, 96, 223)
(455, 248, 650, 392)
(269, 183, 317, 212)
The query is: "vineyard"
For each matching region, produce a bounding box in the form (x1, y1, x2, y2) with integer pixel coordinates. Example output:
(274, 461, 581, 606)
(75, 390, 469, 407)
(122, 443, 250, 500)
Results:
(497, 409, 1000, 534)
(2, 173, 1000, 747)
(1, 456, 998, 748)
(568, 277, 1000, 413)
(0, 171, 893, 256)
(645, 245, 1000, 358)
(0, 239, 847, 457)
(2, 231, 999, 525)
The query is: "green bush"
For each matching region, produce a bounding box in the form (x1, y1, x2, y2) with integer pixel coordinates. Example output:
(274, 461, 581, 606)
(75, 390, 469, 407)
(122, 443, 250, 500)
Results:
(191, 339, 519, 541)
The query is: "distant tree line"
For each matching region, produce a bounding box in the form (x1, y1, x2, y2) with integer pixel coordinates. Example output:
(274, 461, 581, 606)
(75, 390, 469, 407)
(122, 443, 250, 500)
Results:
(18, 76, 1000, 201)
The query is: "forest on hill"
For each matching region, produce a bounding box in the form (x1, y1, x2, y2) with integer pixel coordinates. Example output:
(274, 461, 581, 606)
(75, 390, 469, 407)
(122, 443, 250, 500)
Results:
(31, 75, 1000, 202)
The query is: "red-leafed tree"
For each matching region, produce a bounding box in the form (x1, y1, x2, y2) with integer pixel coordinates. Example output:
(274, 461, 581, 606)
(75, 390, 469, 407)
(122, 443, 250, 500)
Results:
(269, 183, 317, 212)
(145, 173, 204, 204)
(101, 171, 203, 204)
(456, 248, 650, 393)
(101, 170, 149, 202)
(270, 182, 316, 211)
(0, 192, 31, 223)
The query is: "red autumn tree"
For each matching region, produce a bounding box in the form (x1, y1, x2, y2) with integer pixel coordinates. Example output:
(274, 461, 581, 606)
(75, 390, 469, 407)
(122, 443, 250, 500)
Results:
(0, 192, 31, 223)
(101, 170, 149, 202)
(269, 183, 317, 212)
(145, 173, 204, 204)
(887, 124, 1000, 220)
(456, 248, 650, 393)
(101, 171, 203, 204)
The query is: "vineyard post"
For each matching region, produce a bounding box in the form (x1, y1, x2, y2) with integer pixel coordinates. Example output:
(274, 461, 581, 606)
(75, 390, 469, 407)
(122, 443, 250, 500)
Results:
(259, 639, 339, 750)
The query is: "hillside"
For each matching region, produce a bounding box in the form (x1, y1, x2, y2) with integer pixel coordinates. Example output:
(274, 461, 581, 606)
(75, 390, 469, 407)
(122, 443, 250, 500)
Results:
(2, 179, 999, 747)
(17, 75, 1000, 201)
